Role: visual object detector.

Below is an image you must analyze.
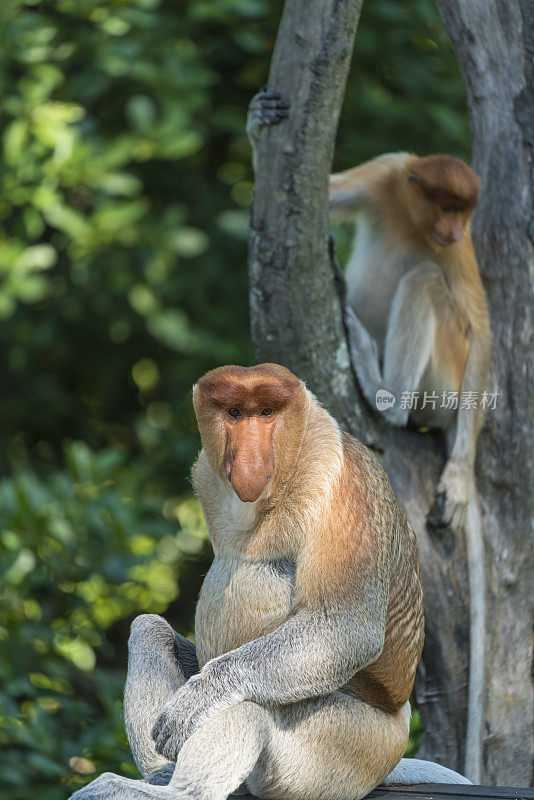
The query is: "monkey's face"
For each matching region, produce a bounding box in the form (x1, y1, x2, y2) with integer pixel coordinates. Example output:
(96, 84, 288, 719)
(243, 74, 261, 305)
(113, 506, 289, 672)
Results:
(406, 177, 473, 249)
(405, 155, 479, 250)
(193, 364, 306, 503)
(429, 207, 472, 247)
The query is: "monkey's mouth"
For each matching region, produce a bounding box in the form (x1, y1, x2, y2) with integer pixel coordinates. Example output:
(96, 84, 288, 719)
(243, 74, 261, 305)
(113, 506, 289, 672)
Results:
(430, 232, 450, 247)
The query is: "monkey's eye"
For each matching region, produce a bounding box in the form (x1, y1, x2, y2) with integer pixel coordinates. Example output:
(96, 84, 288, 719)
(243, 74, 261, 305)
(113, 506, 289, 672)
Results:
(260, 408, 273, 416)
(227, 407, 241, 418)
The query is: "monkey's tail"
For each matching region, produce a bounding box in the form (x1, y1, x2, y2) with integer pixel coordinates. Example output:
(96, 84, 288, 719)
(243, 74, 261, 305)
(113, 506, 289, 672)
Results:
(383, 758, 472, 785)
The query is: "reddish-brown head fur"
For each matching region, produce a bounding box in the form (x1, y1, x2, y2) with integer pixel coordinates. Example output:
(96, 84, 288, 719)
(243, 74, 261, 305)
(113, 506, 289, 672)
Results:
(193, 364, 305, 503)
(405, 155, 480, 247)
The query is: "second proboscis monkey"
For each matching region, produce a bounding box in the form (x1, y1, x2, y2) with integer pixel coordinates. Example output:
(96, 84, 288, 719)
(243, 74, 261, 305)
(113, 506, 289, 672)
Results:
(247, 91, 491, 530)
(329, 151, 491, 529)
(69, 364, 470, 800)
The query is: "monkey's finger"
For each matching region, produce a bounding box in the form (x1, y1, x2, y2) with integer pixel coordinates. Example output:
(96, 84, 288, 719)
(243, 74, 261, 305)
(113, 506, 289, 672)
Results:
(260, 105, 290, 118)
(154, 735, 166, 756)
(153, 725, 171, 755)
(449, 501, 467, 531)
(440, 492, 464, 529)
(262, 111, 289, 122)
(259, 112, 289, 127)
(260, 98, 290, 109)
(155, 718, 185, 758)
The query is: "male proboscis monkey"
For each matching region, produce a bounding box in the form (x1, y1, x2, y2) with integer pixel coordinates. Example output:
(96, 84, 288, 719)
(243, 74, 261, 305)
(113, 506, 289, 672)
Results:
(69, 364, 470, 800)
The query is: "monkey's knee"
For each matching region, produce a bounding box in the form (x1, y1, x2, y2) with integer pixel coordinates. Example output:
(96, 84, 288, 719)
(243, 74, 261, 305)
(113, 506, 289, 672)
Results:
(128, 614, 198, 681)
(129, 614, 175, 650)
(171, 702, 272, 800)
(125, 615, 187, 780)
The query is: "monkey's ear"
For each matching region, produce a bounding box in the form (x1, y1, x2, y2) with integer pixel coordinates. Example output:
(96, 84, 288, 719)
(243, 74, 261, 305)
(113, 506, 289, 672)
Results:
(408, 173, 420, 185)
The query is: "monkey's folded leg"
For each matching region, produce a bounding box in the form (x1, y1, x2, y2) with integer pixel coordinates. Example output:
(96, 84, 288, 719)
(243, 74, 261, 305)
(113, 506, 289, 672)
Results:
(124, 614, 199, 782)
(345, 306, 408, 426)
(345, 307, 383, 404)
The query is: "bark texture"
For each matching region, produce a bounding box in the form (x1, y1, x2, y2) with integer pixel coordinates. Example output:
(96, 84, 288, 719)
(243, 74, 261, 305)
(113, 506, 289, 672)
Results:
(437, 0, 534, 785)
(248, 0, 533, 786)
(248, 0, 372, 439)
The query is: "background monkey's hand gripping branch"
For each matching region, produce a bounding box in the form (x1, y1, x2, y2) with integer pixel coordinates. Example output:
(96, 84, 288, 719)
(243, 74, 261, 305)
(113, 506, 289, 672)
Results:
(246, 90, 289, 169)
(152, 597, 386, 762)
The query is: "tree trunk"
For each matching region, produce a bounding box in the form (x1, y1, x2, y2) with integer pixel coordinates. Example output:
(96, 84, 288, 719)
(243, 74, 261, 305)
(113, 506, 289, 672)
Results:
(248, 0, 533, 787)
(437, 0, 534, 785)
(248, 0, 371, 439)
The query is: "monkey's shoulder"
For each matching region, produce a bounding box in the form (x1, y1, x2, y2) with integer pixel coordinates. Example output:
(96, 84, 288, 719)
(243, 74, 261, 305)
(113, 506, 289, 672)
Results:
(340, 432, 396, 504)
(195, 556, 296, 666)
(339, 431, 418, 560)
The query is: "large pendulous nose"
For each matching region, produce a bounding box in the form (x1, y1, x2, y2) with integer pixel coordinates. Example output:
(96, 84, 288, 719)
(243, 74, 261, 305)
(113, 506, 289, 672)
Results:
(225, 420, 274, 503)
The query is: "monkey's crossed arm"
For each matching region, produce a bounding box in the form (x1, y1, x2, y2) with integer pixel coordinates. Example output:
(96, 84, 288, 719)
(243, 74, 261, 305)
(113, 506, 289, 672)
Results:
(152, 578, 387, 762)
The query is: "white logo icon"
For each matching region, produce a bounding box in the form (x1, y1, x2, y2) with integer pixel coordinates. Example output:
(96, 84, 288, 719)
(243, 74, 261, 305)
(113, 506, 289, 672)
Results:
(375, 389, 395, 410)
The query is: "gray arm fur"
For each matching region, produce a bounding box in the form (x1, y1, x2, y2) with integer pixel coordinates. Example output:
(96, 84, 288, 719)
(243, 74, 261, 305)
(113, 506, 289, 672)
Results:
(328, 184, 370, 223)
(203, 601, 386, 707)
(151, 588, 388, 760)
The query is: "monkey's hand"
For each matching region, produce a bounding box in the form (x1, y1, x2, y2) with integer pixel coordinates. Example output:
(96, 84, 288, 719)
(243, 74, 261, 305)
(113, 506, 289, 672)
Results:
(428, 459, 472, 531)
(152, 668, 241, 762)
(246, 90, 289, 165)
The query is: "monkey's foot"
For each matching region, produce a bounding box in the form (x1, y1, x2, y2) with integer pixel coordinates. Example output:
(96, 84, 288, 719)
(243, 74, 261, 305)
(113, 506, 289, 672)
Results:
(380, 403, 410, 428)
(246, 90, 290, 149)
(68, 773, 175, 800)
(427, 459, 470, 531)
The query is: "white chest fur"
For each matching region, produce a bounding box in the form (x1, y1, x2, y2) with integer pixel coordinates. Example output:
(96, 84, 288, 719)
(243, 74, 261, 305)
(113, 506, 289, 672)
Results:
(194, 557, 295, 668)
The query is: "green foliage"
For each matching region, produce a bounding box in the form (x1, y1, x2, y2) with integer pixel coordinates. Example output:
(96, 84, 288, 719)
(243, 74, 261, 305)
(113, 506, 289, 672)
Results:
(0, 442, 208, 798)
(336, 0, 469, 168)
(0, 0, 261, 484)
(0, 0, 469, 797)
